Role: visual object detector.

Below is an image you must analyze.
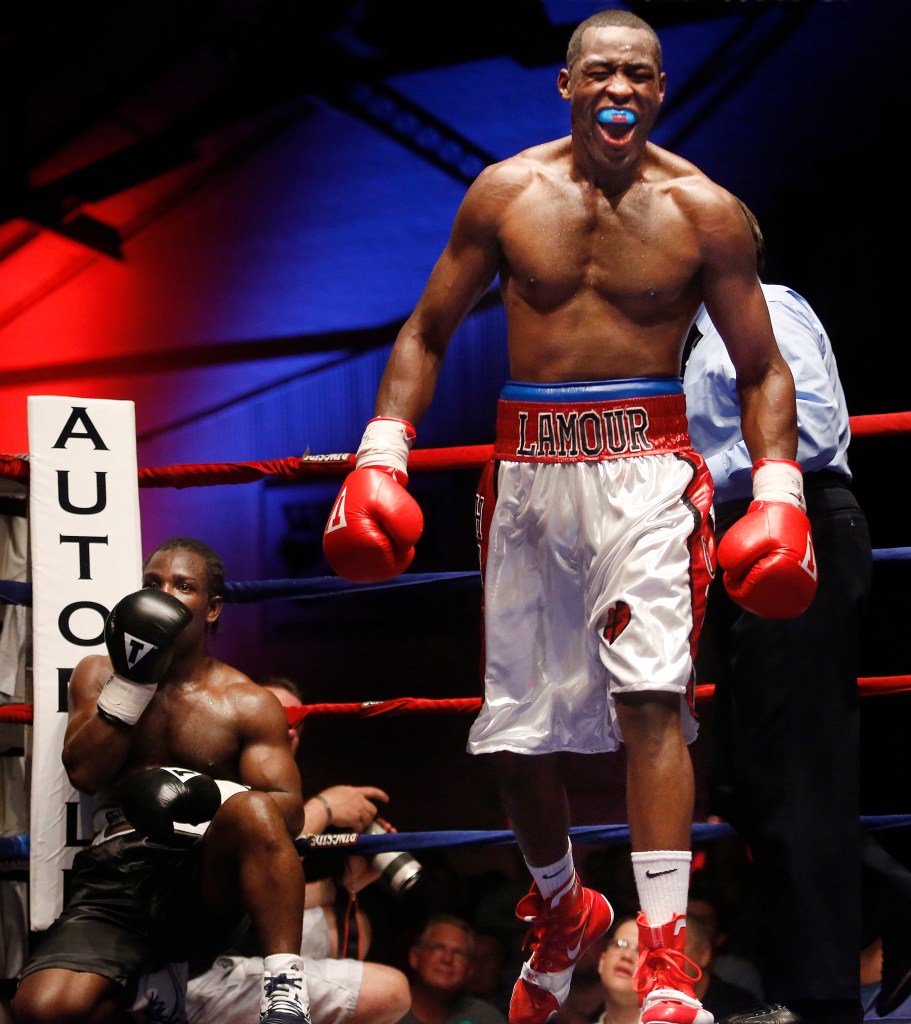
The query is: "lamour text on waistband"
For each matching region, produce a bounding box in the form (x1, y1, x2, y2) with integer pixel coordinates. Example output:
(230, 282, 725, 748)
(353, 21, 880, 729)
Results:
(494, 391, 691, 462)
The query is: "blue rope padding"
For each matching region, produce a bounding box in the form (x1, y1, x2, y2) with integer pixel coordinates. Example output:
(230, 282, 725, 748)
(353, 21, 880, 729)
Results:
(0, 572, 481, 606)
(223, 572, 480, 603)
(0, 833, 29, 861)
(295, 814, 911, 857)
(1, 549, 908, 606)
(3, 815, 909, 865)
(0, 581, 32, 607)
(874, 547, 911, 561)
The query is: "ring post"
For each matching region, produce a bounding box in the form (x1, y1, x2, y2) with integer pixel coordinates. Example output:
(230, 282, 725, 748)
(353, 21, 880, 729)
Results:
(27, 397, 142, 930)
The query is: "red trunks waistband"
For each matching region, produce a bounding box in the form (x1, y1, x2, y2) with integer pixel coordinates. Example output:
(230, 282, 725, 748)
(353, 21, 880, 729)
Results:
(494, 392, 691, 462)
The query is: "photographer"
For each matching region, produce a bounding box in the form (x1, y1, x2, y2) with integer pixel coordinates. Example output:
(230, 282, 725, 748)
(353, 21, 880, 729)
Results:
(264, 677, 397, 958)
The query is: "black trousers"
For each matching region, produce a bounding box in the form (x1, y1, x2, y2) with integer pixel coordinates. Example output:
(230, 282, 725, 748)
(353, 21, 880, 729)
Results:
(699, 478, 871, 1020)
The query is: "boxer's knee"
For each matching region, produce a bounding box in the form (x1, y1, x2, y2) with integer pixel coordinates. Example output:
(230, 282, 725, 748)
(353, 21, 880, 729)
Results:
(12, 970, 117, 1024)
(616, 689, 682, 751)
(207, 789, 289, 849)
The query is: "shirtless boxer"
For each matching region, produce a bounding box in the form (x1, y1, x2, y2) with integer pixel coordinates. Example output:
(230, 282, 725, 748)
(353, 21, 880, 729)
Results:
(178, 678, 411, 1024)
(12, 537, 310, 1024)
(322, 11, 815, 1024)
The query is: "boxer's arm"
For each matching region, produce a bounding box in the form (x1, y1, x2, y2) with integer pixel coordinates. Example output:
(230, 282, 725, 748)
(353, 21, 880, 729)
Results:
(696, 191, 816, 618)
(696, 190, 797, 463)
(235, 685, 305, 837)
(62, 655, 134, 794)
(374, 162, 505, 423)
(63, 590, 191, 793)
(303, 784, 389, 834)
(324, 169, 504, 582)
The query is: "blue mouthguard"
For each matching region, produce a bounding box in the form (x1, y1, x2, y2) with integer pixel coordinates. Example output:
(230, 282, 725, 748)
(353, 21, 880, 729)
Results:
(596, 108, 637, 125)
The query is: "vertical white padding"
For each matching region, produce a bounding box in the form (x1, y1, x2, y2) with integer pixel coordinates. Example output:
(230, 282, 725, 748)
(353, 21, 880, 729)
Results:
(28, 397, 142, 929)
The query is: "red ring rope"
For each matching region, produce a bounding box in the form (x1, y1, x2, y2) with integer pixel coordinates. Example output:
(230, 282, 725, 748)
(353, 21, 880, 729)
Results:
(3, 677, 911, 726)
(2, 409, 908, 721)
(0, 410, 908, 484)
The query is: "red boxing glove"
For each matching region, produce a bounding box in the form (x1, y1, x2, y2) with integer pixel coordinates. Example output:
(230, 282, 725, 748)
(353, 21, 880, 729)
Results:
(323, 418, 424, 583)
(717, 459, 818, 619)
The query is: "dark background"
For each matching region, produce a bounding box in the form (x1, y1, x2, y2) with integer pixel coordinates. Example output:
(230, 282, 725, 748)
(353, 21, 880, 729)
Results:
(1, 0, 908, 908)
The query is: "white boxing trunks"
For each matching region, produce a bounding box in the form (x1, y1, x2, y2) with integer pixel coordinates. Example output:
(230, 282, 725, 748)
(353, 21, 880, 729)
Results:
(467, 378, 715, 756)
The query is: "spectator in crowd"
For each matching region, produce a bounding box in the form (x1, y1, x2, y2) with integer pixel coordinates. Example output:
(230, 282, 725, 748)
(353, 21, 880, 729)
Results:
(584, 907, 754, 1024)
(861, 936, 911, 1020)
(462, 929, 512, 1017)
(590, 917, 641, 1024)
(262, 675, 393, 955)
(684, 907, 757, 1020)
(396, 914, 507, 1024)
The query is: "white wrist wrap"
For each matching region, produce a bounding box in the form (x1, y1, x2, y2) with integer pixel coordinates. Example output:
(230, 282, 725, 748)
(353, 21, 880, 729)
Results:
(97, 674, 158, 726)
(752, 459, 806, 512)
(355, 417, 415, 477)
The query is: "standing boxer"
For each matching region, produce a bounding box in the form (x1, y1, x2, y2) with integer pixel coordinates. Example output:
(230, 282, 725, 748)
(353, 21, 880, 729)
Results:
(12, 537, 310, 1024)
(322, 11, 814, 1024)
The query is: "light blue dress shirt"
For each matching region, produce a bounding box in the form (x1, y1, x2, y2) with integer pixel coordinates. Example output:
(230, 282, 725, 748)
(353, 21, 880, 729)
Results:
(683, 282, 852, 505)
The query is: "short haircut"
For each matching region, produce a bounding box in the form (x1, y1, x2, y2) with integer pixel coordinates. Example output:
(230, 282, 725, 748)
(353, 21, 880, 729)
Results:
(261, 675, 304, 703)
(143, 537, 225, 598)
(416, 913, 476, 951)
(566, 10, 662, 71)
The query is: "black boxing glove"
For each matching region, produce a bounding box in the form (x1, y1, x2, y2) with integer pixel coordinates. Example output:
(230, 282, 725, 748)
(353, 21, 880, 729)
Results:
(122, 766, 223, 844)
(97, 589, 192, 726)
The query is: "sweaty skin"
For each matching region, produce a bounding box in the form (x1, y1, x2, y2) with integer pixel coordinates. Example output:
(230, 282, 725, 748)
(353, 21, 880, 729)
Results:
(62, 546, 303, 835)
(368, 22, 798, 866)
(375, 24, 796, 473)
(13, 543, 307, 1024)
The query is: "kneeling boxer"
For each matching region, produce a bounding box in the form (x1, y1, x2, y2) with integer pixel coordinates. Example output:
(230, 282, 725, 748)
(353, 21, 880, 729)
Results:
(12, 537, 310, 1024)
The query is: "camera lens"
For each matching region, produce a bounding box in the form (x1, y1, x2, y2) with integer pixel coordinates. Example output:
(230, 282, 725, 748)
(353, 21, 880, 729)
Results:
(364, 821, 422, 894)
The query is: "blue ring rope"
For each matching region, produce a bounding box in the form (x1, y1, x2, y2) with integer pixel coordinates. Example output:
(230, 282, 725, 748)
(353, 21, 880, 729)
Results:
(2, 815, 910, 865)
(1, 552, 909, 606)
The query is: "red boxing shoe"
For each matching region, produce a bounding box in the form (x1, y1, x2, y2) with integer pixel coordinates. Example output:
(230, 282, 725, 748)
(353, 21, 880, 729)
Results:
(633, 913, 714, 1024)
(508, 875, 613, 1024)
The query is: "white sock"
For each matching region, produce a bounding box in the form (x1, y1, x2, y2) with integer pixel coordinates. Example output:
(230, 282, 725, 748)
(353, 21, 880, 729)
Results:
(262, 954, 309, 1017)
(528, 841, 575, 901)
(631, 850, 691, 927)
(264, 953, 306, 976)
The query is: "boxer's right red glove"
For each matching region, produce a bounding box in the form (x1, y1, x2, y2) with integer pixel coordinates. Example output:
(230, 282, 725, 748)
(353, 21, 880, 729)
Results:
(323, 418, 424, 583)
(717, 458, 817, 619)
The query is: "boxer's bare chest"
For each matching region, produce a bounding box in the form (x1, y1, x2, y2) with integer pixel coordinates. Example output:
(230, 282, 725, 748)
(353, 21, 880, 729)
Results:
(500, 177, 698, 320)
(121, 681, 242, 781)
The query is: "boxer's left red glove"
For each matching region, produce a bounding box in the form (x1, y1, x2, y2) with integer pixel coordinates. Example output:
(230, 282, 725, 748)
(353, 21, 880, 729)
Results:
(717, 459, 817, 619)
(323, 418, 423, 583)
